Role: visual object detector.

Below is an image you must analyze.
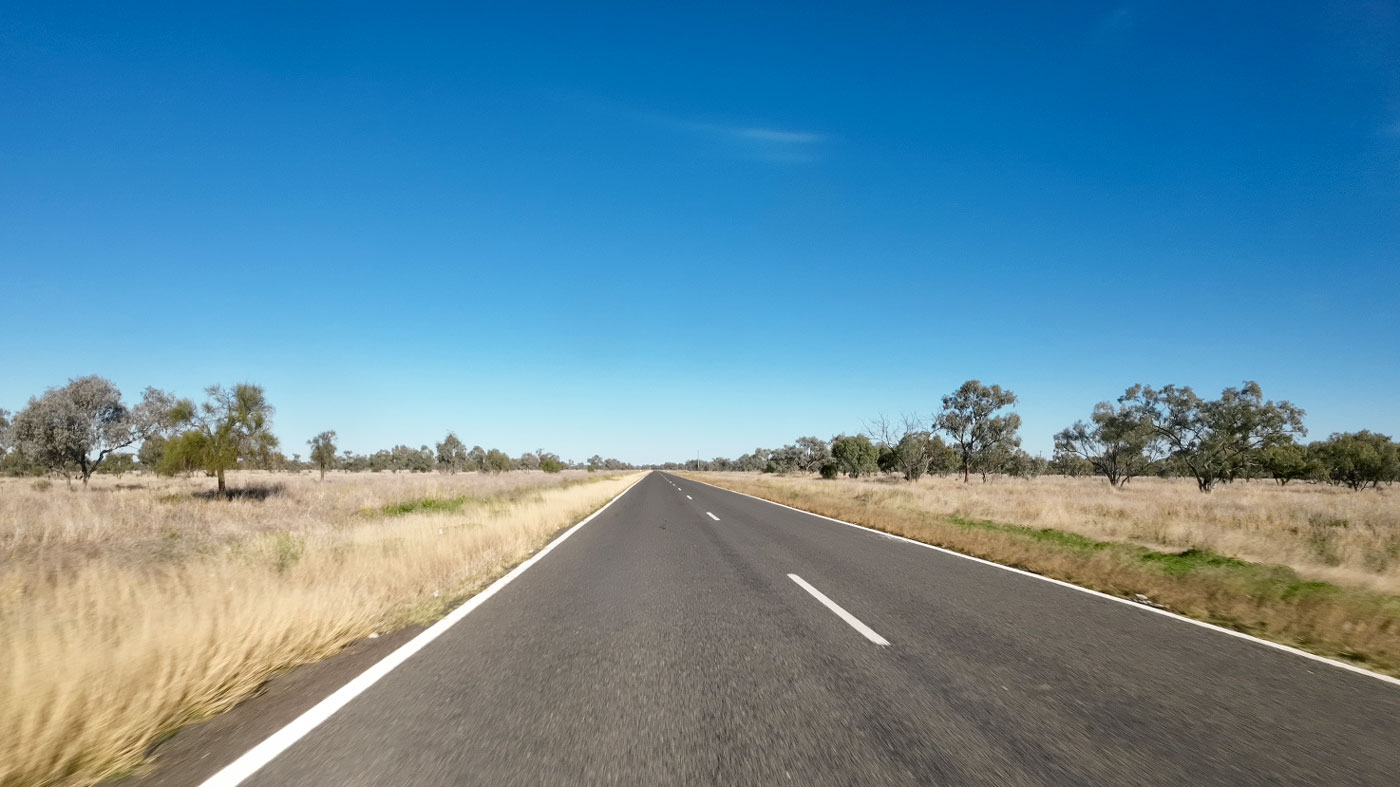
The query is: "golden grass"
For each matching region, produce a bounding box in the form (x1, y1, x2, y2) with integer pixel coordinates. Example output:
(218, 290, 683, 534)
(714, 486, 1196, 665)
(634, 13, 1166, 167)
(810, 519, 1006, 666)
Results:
(0, 469, 643, 787)
(681, 472, 1400, 675)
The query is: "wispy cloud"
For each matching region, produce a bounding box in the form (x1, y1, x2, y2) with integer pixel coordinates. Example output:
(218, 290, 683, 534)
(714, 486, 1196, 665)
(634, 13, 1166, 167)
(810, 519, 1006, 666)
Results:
(553, 92, 829, 164)
(662, 117, 828, 163)
(734, 127, 824, 144)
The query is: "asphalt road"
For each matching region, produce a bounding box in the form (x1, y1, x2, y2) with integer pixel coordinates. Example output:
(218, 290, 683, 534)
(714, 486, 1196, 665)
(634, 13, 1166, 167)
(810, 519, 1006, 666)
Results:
(222, 471, 1399, 786)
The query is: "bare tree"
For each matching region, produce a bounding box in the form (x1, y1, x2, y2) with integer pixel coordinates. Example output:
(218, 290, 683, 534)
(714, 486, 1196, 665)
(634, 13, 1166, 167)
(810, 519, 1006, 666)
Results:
(862, 411, 918, 448)
(867, 412, 941, 481)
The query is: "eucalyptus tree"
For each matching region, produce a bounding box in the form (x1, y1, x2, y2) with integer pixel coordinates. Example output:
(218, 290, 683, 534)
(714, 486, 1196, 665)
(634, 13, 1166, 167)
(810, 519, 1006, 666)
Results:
(1255, 438, 1320, 486)
(1311, 431, 1399, 491)
(11, 376, 175, 486)
(1054, 400, 1163, 488)
(1120, 381, 1305, 493)
(435, 432, 468, 474)
(793, 436, 831, 473)
(935, 380, 1021, 483)
(484, 448, 514, 473)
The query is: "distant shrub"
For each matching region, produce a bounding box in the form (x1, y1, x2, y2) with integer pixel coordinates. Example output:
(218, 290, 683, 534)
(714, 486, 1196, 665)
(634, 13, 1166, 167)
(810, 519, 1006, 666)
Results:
(819, 462, 839, 480)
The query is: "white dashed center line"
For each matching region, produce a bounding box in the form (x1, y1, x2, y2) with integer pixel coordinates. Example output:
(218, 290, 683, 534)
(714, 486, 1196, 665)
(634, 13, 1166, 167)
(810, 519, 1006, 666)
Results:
(788, 574, 889, 646)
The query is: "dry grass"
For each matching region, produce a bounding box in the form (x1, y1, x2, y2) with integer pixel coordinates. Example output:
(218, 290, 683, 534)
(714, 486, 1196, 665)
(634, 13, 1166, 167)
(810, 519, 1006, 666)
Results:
(736, 474, 1400, 592)
(682, 472, 1400, 675)
(0, 469, 643, 787)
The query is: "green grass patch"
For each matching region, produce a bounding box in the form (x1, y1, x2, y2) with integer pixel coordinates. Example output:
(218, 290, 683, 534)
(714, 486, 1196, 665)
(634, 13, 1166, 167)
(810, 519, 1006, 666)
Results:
(380, 496, 472, 517)
(947, 515, 1114, 553)
(1138, 547, 1250, 575)
(948, 513, 1340, 600)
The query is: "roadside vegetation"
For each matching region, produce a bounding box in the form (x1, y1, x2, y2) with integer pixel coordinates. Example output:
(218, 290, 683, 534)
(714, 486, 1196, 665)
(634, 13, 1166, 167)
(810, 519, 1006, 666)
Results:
(0, 469, 641, 787)
(664, 379, 1398, 493)
(673, 377, 1400, 675)
(0, 376, 633, 488)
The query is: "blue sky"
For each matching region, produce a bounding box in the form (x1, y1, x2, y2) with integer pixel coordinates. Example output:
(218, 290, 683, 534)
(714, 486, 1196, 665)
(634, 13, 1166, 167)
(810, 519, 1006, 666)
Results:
(2, 2, 1397, 464)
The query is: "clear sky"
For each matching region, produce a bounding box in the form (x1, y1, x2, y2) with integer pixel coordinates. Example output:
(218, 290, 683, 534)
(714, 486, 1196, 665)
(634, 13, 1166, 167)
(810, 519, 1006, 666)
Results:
(2, 2, 1397, 464)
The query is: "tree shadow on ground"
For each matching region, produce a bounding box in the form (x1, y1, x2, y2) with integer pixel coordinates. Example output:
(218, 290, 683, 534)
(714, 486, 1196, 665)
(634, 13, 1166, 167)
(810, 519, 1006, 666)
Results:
(192, 484, 286, 502)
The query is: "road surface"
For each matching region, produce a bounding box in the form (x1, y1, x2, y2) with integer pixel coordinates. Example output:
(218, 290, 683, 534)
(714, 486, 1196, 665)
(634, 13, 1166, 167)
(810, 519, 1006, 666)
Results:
(203, 472, 1400, 786)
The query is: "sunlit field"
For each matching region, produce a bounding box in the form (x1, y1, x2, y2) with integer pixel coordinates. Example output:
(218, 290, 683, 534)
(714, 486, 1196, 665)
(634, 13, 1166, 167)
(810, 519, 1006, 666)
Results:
(0, 469, 643, 787)
(682, 472, 1400, 674)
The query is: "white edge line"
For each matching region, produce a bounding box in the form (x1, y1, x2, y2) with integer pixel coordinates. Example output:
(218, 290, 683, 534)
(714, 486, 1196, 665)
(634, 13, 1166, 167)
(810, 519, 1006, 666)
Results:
(198, 473, 649, 787)
(788, 573, 890, 646)
(706, 511, 720, 520)
(680, 475, 1400, 689)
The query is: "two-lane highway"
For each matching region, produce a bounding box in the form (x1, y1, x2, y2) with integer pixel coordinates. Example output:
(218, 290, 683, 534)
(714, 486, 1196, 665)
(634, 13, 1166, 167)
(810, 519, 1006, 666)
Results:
(205, 471, 1399, 786)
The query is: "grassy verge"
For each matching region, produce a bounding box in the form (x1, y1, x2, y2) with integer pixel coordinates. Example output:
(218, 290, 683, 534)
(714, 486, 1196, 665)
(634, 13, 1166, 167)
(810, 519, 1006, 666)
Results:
(0, 471, 643, 787)
(681, 473, 1400, 677)
(375, 476, 599, 518)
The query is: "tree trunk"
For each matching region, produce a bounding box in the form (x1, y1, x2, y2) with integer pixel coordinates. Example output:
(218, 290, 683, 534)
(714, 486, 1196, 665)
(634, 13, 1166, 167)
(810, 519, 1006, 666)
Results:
(217, 468, 227, 498)
(319, 466, 326, 482)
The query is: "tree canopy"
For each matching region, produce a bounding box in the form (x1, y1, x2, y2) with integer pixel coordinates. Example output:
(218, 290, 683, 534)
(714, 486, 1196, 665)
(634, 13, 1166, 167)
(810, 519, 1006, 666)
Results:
(1310, 431, 1398, 491)
(1122, 381, 1305, 492)
(167, 384, 279, 497)
(936, 380, 1021, 483)
(11, 376, 173, 485)
(435, 432, 467, 474)
(1054, 400, 1162, 488)
(830, 434, 879, 478)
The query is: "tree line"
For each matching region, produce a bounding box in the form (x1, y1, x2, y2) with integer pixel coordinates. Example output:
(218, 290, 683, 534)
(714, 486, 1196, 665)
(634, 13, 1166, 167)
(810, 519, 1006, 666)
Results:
(0, 376, 633, 495)
(671, 379, 1399, 493)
